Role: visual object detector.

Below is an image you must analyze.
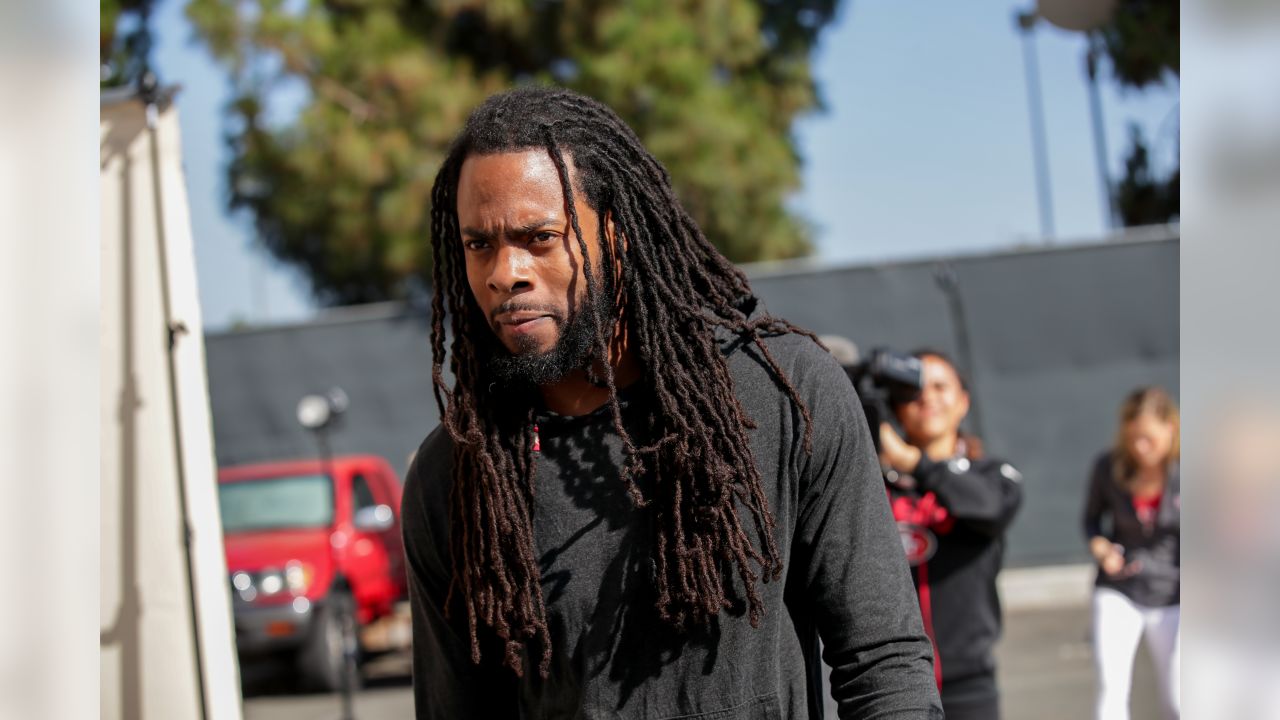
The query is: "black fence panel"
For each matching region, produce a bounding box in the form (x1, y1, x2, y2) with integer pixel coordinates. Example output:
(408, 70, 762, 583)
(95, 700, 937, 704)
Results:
(206, 235, 1177, 567)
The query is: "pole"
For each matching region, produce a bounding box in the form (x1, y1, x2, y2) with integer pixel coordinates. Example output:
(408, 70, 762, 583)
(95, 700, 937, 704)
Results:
(1085, 34, 1118, 230)
(1016, 11, 1056, 241)
(315, 429, 357, 720)
(933, 263, 985, 441)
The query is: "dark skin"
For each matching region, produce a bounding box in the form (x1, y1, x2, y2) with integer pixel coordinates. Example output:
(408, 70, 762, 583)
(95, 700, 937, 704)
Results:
(432, 92, 818, 675)
(456, 149, 642, 416)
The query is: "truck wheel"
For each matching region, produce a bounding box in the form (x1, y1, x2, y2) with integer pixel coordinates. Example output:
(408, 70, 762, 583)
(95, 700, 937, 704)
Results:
(298, 592, 362, 693)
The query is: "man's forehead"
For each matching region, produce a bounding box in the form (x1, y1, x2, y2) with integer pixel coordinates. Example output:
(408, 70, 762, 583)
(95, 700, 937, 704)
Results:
(456, 149, 581, 206)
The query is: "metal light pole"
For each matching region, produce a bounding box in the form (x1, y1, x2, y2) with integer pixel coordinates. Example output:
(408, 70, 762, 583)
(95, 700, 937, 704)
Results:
(1085, 34, 1119, 230)
(1015, 10, 1056, 242)
(1033, 0, 1120, 231)
(933, 263, 985, 441)
(296, 388, 356, 720)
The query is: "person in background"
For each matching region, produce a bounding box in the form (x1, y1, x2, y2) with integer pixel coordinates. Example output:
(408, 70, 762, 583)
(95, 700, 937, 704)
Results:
(879, 349, 1023, 720)
(1083, 386, 1180, 720)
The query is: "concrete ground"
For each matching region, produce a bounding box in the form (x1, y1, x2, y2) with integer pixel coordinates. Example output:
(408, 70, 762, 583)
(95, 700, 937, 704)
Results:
(243, 605, 1162, 720)
(240, 652, 413, 720)
(995, 605, 1159, 720)
(814, 604, 1160, 719)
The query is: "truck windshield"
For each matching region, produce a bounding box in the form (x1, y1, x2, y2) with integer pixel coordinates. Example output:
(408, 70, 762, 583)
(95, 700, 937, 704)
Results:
(218, 474, 334, 532)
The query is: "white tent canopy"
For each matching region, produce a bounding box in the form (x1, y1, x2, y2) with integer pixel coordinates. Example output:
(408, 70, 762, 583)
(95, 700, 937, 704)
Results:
(100, 88, 243, 720)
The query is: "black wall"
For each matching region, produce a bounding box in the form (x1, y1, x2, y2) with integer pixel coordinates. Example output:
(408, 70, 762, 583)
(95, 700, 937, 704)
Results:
(205, 235, 1178, 567)
(746, 237, 1178, 566)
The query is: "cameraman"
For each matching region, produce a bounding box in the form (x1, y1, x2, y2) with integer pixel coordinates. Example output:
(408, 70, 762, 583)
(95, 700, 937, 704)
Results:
(878, 350, 1023, 720)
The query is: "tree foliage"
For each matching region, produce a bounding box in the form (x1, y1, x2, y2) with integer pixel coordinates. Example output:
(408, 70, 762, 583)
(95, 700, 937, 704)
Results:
(1096, 0, 1178, 91)
(1114, 124, 1178, 227)
(187, 0, 838, 306)
(1094, 0, 1179, 226)
(101, 0, 157, 88)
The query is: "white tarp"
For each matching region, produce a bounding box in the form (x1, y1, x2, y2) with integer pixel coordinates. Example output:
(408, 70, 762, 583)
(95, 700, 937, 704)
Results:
(100, 90, 243, 720)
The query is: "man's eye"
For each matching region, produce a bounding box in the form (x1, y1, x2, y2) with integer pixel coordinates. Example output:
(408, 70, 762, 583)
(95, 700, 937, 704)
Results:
(464, 239, 489, 251)
(531, 231, 556, 244)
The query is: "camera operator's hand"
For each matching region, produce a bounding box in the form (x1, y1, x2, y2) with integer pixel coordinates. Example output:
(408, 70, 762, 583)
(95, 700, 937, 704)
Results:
(879, 423, 923, 474)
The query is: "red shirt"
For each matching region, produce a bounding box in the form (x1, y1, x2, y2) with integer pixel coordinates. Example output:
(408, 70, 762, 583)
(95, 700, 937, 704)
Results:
(1133, 492, 1161, 527)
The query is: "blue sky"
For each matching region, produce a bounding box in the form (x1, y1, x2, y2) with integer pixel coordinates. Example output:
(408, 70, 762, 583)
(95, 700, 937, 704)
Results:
(150, 0, 1179, 330)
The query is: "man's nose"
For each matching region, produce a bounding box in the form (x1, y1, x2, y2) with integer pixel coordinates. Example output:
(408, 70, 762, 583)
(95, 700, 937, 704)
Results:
(487, 244, 534, 294)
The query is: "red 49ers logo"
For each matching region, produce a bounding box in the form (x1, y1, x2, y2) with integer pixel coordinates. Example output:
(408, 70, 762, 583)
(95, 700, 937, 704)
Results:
(898, 522, 937, 566)
(889, 491, 953, 566)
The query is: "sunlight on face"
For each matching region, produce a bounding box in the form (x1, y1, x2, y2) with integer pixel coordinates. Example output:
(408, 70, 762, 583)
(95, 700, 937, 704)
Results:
(1123, 412, 1177, 470)
(896, 355, 969, 447)
(456, 149, 604, 356)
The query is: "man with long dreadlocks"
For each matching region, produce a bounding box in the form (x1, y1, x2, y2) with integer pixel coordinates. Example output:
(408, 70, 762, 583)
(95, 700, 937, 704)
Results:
(402, 87, 941, 719)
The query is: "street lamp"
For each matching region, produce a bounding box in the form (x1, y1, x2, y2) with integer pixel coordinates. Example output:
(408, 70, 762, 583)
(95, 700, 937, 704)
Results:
(1036, 0, 1117, 32)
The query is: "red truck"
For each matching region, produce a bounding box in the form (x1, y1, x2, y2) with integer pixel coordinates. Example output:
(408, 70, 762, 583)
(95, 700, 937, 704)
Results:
(217, 454, 410, 690)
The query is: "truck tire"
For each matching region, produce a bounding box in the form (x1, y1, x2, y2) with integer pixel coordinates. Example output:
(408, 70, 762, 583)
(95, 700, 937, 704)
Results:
(297, 592, 361, 693)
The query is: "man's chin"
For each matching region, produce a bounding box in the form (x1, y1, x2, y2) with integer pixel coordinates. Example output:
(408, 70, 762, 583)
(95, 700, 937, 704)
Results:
(483, 303, 600, 388)
(488, 349, 578, 387)
(502, 335, 556, 357)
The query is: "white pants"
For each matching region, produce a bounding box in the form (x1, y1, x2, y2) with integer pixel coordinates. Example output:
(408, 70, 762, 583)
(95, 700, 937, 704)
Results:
(1092, 587, 1180, 720)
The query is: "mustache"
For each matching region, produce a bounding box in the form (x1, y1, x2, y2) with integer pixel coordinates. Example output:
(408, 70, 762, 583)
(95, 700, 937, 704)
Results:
(489, 300, 565, 325)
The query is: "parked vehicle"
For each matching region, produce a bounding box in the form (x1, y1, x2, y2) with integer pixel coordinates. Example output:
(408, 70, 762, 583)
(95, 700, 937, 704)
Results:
(218, 455, 409, 691)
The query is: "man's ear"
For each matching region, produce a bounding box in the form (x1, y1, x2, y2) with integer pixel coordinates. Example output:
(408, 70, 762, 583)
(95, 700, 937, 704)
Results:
(604, 212, 627, 275)
(603, 212, 627, 306)
(604, 211, 627, 253)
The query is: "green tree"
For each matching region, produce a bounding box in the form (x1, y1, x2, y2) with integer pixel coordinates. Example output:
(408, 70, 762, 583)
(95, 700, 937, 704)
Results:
(102, 0, 157, 88)
(187, 0, 838, 306)
(1114, 124, 1178, 227)
(1095, 0, 1178, 89)
(1094, 0, 1179, 226)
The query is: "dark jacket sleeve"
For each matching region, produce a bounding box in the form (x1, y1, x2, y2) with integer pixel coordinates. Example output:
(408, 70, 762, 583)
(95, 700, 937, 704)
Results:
(791, 347, 944, 719)
(402, 429, 516, 719)
(1081, 452, 1111, 541)
(914, 454, 1023, 537)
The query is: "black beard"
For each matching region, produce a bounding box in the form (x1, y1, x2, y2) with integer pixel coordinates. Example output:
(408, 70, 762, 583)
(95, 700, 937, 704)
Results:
(484, 291, 609, 388)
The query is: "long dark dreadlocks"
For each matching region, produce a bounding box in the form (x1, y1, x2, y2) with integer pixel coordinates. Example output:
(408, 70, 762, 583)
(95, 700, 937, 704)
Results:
(427, 86, 820, 678)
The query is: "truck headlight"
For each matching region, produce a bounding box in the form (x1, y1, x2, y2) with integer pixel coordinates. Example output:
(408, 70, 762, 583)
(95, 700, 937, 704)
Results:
(284, 561, 314, 596)
(258, 570, 284, 596)
(231, 571, 257, 602)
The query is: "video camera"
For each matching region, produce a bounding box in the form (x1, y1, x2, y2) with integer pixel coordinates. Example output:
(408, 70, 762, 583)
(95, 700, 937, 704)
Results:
(821, 337, 924, 453)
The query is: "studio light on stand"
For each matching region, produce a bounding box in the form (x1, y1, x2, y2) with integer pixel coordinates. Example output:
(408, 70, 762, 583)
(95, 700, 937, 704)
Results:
(295, 388, 358, 720)
(296, 387, 349, 470)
